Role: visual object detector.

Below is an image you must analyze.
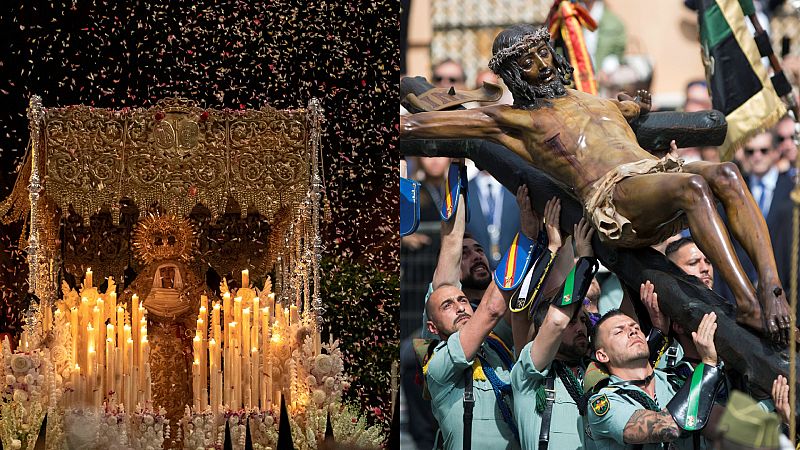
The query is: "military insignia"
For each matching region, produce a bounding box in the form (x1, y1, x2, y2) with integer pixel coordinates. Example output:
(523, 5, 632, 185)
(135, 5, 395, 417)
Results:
(562, 294, 571, 304)
(591, 394, 610, 416)
(686, 416, 696, 428)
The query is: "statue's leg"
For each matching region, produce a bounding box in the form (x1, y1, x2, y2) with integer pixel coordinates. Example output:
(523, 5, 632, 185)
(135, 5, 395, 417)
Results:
(682, 161, 791, 345)
(612, 172, 764, 332)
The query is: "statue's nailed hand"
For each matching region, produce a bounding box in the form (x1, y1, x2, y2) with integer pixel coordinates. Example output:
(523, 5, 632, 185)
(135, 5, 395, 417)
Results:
(634, 89, 652, 114)
(616, 89, 651, 115)
(516, 185, 541, 239)
(692, 312, 718, 366)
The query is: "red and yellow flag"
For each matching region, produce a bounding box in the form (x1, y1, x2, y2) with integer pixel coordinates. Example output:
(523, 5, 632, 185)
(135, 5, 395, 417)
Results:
(548, 0, 598, 94)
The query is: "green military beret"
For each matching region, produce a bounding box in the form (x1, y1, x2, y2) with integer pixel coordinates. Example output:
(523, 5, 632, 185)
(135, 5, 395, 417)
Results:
(716, 390, 781, 449)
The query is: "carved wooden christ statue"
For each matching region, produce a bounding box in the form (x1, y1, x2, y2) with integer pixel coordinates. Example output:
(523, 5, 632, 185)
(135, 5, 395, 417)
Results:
(400, 24, 792, 346)
(122, 213, 213, 421)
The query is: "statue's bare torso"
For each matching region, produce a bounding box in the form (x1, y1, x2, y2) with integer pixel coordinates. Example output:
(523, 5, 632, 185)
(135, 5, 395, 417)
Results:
(491, 89, 655, 198)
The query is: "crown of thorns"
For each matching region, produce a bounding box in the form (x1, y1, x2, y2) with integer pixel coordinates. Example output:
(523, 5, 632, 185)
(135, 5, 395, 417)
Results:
(488, 28, 551, 73)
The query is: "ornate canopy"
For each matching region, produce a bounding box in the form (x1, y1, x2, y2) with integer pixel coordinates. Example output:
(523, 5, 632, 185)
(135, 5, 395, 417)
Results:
(2, 96, 324, 331)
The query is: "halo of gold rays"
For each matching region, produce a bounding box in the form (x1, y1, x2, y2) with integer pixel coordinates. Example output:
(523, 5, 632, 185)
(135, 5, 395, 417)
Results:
(132, 213, 195, 265)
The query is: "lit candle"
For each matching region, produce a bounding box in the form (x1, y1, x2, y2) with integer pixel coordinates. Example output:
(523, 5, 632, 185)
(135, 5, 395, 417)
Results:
(109, 291, 116, 321)
(126, 337, 134, 411)
(106, 335, 114, 399)
(140, 335, 149, 388)
(209, 338, 218, 412)
(230, 321, 239, 409)
(197, 316, 206, 409)
(223, 291, 232, 319)
(94, 304, 104, 394)
(250, 347, 257, 410)
(290, 305, 299, 325)
(132, 294, 140, 347)
(73, 364, 81, 402)
(115, 346, 123, 406)
(116, 306, 125, 346)
(87, 323, 95, 404)
(85, 268, 93, 289)
(192, 359, 200, 410)
(123, 325, 132, 375)
(212, 302, 221, 338)
(242, 269, 249, 288)
(267, 294, 275, 324)
(242, 307, 251, 404)
(70, 307, 78, 368)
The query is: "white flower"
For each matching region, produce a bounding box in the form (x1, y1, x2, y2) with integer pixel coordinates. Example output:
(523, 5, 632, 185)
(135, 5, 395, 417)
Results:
(5, 374, 15, 385)
(143, 414, 154, 425)
(306, 375, 317, 386)
(12, 389, 28, 402)
(313, 354, 333, 375)
(51, 345, 68, 365)
(324, 377, 335, 389)
(24, 374, 35, 385)
(265, 416, 274, 427)
(10, 354, 31, 373)
(312, 389, 326, 405)
(10, 439, 21, 449)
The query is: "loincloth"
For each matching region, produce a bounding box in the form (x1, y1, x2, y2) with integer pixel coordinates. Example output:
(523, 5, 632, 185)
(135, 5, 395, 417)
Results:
(584, 153, 688, 248)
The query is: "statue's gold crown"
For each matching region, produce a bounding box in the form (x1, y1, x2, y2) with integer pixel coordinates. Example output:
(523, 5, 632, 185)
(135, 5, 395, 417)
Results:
(132, 214, 195, 265)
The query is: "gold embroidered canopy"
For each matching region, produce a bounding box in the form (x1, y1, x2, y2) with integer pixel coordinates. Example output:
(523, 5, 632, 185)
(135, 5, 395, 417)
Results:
(39, 97, 314, 223)
(4, 96, 324, 328)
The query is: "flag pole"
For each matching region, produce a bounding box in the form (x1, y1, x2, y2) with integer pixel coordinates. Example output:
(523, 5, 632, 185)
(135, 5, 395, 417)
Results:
(744, 13, 800, 119)
(745, 9, 799, 443)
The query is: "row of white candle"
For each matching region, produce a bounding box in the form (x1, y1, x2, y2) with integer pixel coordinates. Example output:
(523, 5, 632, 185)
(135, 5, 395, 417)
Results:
(63, 270, 152, 411)
(192, 270, 312, 412)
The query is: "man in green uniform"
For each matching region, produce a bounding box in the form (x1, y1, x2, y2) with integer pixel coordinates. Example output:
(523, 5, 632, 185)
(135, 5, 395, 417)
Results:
(420, 161, 522, 347)
(587, 311, 725, 449)
(425, 279, 519, 449)
(510, 191, 599, 450)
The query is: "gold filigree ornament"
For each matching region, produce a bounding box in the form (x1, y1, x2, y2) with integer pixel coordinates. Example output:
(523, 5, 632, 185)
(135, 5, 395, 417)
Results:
(132, 213, 195, 265)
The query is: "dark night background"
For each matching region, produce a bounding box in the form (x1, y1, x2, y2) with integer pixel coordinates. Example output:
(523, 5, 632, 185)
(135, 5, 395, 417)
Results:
(0, 0, 398, 431)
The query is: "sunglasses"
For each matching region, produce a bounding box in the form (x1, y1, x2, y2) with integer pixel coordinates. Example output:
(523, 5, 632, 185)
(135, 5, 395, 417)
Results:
(433, 75, 464, 84)
(744, 147, 771, 156)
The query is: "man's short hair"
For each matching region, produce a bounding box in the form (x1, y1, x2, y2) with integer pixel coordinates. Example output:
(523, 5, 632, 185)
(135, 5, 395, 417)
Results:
(665, 236, 695, 259)
(589, 309, 629, 354)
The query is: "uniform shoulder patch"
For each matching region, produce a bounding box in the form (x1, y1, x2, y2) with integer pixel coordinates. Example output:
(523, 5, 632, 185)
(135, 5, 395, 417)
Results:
(591, 393, 610, 416)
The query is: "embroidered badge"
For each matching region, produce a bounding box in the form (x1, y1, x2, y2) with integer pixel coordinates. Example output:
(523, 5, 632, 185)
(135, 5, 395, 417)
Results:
(591, 394, 610, 416)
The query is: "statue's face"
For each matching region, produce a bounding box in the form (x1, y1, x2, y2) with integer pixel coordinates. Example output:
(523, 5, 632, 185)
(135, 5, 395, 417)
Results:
(516, 41, 556, 88)
(159, 266, 176, 289)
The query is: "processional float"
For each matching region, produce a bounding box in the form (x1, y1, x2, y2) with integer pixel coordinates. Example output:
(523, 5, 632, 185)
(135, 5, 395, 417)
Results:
(0, 97, 383, 449)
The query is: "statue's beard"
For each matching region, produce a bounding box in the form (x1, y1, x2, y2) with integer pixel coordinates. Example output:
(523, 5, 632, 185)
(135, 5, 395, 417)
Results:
(511, 77, 566, 107)
(533, 78, 567, 99)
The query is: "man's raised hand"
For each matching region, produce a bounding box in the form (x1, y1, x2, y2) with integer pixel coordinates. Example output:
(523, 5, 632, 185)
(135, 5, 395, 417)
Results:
(692, 312, 718, 366)
(516, 184, 541, 239)
(573, 217, 594, 258)
(543, 197, 562, 253)
(641, 280, 670, 333)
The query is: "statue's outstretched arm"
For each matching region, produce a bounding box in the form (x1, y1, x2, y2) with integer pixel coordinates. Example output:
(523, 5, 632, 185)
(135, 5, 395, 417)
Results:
(400, 107, 505, 140)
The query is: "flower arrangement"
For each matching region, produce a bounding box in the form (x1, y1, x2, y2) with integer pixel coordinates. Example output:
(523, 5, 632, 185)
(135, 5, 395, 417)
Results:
(288, 401, 383, 450)
(128, 405, 169, 450)
(0, 342, 58, 450)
